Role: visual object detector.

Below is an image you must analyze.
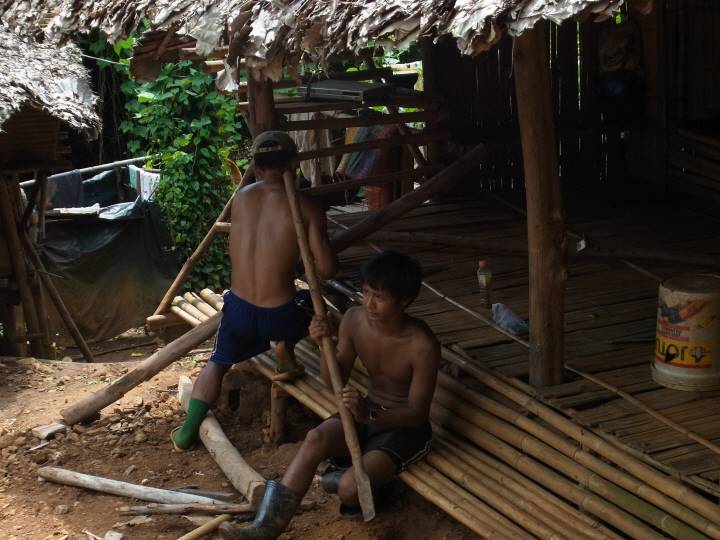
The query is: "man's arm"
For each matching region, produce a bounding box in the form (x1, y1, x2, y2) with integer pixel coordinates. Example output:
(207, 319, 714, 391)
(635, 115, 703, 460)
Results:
(347, 334, 440, 429)
(309, 308, 358, 389)
(304, 196, 337, 280)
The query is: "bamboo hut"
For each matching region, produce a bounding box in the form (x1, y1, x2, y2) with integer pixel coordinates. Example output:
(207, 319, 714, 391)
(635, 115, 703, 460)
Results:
(7, 1, 720, 538)
(0, 28, 100, 359)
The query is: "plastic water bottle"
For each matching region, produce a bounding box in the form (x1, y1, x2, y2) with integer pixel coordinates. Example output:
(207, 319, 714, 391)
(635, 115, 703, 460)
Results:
(477, 260, 492, 308)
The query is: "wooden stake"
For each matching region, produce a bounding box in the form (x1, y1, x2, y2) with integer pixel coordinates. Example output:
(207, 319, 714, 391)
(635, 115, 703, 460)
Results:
(269, 383, 288, 445)
(514, 22, 567, 387)
(61, 312, 221, 425)
(282, 170, 375, 521)
(247, 69, 278, 136)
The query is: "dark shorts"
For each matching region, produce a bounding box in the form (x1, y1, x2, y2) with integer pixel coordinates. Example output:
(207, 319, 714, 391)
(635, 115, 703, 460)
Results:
(210, 289, 312, 365)
(331, 401, 433, 472)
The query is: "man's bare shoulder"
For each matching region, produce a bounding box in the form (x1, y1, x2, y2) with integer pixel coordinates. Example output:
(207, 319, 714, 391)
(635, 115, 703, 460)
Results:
(404, 316, 440, 357)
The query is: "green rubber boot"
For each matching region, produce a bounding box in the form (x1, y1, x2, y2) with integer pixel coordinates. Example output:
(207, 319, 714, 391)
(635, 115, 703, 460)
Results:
(219, 481, 300, 540)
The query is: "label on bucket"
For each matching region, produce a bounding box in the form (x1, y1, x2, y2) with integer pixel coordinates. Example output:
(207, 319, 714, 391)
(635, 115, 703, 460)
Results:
(655, 298, 717, 368)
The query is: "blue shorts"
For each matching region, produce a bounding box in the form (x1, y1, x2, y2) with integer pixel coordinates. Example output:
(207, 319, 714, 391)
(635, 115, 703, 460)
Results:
(210, 290, 312, 365)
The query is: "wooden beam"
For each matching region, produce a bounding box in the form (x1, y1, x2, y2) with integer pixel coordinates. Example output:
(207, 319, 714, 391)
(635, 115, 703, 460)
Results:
(330, 144, 487, 254)
(304, 166, 437, 195)
(298, 131, 448, 161)
(279, 110, 444, 132)
(513, 23, 567, 388)
(238, 95, 436, 114)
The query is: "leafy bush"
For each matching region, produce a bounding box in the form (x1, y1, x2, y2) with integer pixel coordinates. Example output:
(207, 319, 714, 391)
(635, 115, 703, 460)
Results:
(122, 61, 249, 291)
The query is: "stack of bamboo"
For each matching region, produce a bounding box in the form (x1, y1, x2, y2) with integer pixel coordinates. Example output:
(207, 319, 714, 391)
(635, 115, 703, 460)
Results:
(170, 287, 720, 539)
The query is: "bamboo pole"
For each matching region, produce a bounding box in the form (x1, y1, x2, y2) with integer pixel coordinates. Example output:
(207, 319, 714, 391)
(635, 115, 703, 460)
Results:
(199, 288, 224, 311)
(282, 169, 375, 521)
(61, 312, 222, 425)
(298, 131, 449, 161)
(19, 231, 94, 362)
(153, 165, 254, 316)
(398, 469, 504, 539)
(303, 166, 437, 196)
(424, 453, 565, 540)
(172, 297, 209, 322)
(433, 381, 713, 539)
(279, 110, 444, 132)
(412, 462, 533, 539)
(439, 347, 720, 526)
(170, 305, 202, 327)
(566, 364, 720, 457)
(431, 404, 665, 540)
(177, 514, 232, 540)
(183, 292, 217, 318)
(0, 181, 44, 356)
(290, 349, 623, 540)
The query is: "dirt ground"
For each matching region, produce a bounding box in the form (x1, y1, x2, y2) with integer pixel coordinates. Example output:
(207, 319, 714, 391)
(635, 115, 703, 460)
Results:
(0, 331, 474, 539)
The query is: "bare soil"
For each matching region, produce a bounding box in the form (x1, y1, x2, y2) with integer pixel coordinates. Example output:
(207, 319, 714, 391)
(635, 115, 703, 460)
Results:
(0, 333, 474, 540)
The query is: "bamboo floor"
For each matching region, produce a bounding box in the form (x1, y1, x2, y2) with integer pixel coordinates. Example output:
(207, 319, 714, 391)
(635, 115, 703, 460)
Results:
(327, 196, 720, 497)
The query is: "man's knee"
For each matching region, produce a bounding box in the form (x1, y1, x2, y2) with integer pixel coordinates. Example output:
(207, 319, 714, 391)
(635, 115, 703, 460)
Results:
(300, 427, 331, 458)
(337, 472, 358, 507)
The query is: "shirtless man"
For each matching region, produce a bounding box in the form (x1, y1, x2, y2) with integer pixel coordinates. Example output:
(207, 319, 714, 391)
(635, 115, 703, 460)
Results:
(220, 251, 440, 540)
(171, 131, 337, 451)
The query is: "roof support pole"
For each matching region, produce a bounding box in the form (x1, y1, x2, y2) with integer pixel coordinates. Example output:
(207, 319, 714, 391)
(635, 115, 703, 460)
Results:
(247, 68, 278, 136)
(513, 22, 567, 387)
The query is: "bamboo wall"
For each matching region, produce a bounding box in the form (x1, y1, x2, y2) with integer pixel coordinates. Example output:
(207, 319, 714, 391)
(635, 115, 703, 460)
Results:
(432, 17, 643, 194)
(665, 0, 720, 202)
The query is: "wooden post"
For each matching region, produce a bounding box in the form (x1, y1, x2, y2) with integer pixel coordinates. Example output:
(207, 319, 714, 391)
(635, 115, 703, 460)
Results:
(0, 181, 45, 356)
(420, 38, 443, 167)
(269, 383, 288, 445)
(282, 170, 376, 522)
(247, 68, 277, 136)
(513, 23, 567, 387)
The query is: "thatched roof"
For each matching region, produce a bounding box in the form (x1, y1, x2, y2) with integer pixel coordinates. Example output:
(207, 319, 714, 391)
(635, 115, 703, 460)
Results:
(1, 0, 653, 75)
(0, 27, 100, 137)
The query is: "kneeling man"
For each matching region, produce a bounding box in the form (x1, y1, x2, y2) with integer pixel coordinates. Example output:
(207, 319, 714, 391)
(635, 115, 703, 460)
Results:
(221, 251, 440, 540)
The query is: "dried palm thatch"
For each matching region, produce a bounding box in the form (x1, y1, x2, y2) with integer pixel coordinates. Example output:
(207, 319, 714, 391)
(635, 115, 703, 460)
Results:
(0, 27, 100, 137)
(0, 0, 654, 76)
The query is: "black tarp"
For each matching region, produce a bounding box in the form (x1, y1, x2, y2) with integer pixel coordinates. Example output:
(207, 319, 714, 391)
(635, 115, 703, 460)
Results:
(41, 200, 178, 345)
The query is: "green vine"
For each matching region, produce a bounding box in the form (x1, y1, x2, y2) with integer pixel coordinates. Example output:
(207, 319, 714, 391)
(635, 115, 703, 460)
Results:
(121, 60, 250, 291)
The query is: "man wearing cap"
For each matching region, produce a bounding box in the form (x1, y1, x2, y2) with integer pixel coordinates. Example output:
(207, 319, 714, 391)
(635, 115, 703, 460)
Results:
(171, 131, 337, 451)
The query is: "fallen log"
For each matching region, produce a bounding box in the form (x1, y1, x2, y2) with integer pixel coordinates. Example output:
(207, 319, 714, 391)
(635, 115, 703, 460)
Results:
(177, 376, 265, 505)
(61, 312, 222, 425)
(37, 466, 222, 504)
(329, 143, 487, 254)
(117, 502, 253, 516)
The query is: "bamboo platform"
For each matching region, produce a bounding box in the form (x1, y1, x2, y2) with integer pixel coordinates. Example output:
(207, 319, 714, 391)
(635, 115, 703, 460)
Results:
(160, 197, 720, 536)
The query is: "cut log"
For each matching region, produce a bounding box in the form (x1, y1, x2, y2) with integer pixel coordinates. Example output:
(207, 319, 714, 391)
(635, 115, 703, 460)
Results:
(117, 502, 253, 516)
(330, 144, 487, 254)
(145, 312, 187, 332)
(61, 313, 222, 425)
(177, 376, 265, 505)
(37, 466, 222, 504)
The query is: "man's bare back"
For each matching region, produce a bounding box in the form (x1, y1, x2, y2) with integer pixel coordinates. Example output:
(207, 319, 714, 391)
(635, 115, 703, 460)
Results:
(229, 171, 334, 307)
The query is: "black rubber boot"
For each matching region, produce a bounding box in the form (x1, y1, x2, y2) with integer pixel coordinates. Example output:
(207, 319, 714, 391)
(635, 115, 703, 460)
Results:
(219, 480, 300, 540)
(320, 470, 344, 494)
